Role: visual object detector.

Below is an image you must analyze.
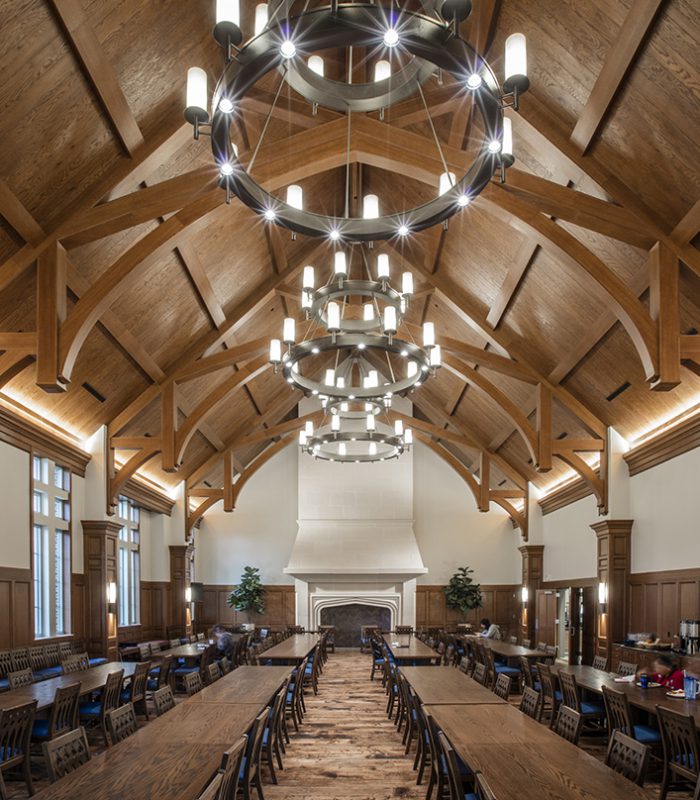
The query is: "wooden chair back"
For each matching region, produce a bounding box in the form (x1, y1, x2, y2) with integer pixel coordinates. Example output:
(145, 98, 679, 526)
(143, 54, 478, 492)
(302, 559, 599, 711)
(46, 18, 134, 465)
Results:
(207, 662, 222, 683)
(127, 661, 151, 703)
(218, 735, 247, 800)
(8, 668, 34, 689)
(42, 726, 91, 783)
(150, 642, 162, 654)
(29, 645, 47, 671)
(438, 730, 465, 800)
(520, 686, 543, 721)
(43, 643, 60, 666)
(521, 638, 531, 648)
(0, 698, 36, 796)
(220, 657, 231, 675)
(558, 670, 581, 712)
(493, 673, 511, 700)
(138, 644, 151, 661)
(58, 642, 72, 661)
(242, 707, 270, 795)
(593, 655, 609, 671)
(553, 705, 583, 745)
(657, 705, 700, 785)
(169, 638, 180, 648)
(153, 686, 176, 716)
(474, 773, 497, 800)
(101, 670, 125, 718)
(47, 683, 81, 739)
(605, 729, 650, 786)
(519, 656, 533, 688)
(617, 660, 638, 677)
(473, 663, 488, 686)
(197, 633, 206, 641)
(61, 655, 83, 674)
(154, 654, 174, 689)
(184, 671, 203, 696)
(480, 646, 496, 688)
(10, 648, 31, 672)
(536, 662, 560, 728)
(106, 703, 138, 745)
(509, 636, 517, 644)
(602, 685, 634, 737)
(537, 641, 547, 652)
(196, 773, 223, 800)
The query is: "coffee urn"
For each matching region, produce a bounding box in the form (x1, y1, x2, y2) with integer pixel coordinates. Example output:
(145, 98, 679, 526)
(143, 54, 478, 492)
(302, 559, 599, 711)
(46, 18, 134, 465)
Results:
(680, 620, 700, 654)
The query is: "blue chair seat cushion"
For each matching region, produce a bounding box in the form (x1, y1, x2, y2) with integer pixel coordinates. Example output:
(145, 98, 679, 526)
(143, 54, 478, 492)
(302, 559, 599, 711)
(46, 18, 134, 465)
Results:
(146, 678, 159, 692)
(0, 746, 22, 761)
(580, 701, 604, 715)
(633, 724, 661, 744)
(79, 701, 102, 717)
(0, 678, 9, 691)
(171, 665, 199, 676)
(32, 719, 50, 739)
(263, 728, 270, 746)
(34, 666, 63, 679)
(239, 755, 248, 781)
(439, 753, 471, 778)
(88, 658, 108, 667)
(495, 665, 521, 677)
(120, 689, 132, 703)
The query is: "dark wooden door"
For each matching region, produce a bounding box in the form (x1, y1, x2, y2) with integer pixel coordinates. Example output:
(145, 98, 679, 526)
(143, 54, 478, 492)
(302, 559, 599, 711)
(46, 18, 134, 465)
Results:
(535, 590, 557, 646)
(568, 588, 583, 664)
(581, 586, 597, 665)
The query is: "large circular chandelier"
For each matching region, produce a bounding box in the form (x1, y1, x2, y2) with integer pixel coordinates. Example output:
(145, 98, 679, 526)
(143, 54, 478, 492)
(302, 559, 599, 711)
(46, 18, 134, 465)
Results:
(184, 0, 529, 242)
(268, 248, 441, 404)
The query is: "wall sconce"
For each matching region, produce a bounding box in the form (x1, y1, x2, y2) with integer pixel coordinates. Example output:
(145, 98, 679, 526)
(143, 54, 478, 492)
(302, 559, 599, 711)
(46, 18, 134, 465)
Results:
(521, 586, 529, 604)
(107, 581, 117, 615)
(598, 581, 608, 611)
(185, 586, 192, 603)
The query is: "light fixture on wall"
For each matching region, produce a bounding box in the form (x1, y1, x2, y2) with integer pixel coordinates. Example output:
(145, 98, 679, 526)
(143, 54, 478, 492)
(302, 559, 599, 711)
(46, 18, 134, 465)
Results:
(184, 1, 528, 239)
(185, 586, 193, 603)
(107, 581, 117, 615)
(520, 586, 529, 604)
(598, 581, 608, 611)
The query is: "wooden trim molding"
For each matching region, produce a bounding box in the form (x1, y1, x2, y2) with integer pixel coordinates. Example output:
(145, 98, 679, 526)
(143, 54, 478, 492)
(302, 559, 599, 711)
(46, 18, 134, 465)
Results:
(0, 405, 90, 476)
(538, 477, 593, 515)
(123, 477, 174, 516)
(624, 415, 700, 476)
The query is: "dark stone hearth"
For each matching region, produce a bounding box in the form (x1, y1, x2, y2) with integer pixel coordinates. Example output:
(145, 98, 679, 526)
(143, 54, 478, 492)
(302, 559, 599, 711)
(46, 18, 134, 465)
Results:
(320, 603, 391, 647)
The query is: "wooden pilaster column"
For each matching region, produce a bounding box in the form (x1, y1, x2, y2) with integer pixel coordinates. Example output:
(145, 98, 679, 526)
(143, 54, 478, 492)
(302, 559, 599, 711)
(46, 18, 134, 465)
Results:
(82, 520, 121, 661)
(169, 545, 193, 639)
(591, 519, 633, 662)
(519, 545, 544, 643)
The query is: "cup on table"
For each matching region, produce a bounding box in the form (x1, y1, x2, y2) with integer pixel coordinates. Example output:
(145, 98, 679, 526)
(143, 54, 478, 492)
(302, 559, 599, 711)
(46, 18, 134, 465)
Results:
(640, 673, 648, 689)
(684, 675, 699, 699)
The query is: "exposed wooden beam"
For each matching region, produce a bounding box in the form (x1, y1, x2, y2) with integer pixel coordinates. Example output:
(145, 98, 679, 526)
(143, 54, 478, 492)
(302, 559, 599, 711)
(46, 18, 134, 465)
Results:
(671, 198, 700, 245)
(176, 238, 226, 329)
(36, 242, 67, 392)
(570, 0, 664, 154)
(0, 180, 44, 245)
(49, 0, 144, 155)
(486, 240, 538, 329)
(648, 241, 680, 390)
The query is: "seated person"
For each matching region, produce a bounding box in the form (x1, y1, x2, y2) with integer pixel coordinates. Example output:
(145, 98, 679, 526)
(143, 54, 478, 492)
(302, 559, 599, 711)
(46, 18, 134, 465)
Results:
(638, 655, 684, 690)
(211, 623, 235, 661)
(478, 618, 501, 640)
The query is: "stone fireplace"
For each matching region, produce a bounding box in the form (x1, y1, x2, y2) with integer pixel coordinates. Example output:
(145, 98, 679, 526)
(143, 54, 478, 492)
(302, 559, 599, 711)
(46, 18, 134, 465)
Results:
(320, 603, 391, 647)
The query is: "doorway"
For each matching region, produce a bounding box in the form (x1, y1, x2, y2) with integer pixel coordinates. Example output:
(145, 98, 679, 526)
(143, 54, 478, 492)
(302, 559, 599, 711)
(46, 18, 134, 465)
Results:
(536, 585, 596, 664)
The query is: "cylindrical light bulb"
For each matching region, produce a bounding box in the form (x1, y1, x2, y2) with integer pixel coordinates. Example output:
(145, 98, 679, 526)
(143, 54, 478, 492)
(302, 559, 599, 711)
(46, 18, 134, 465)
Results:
(283, 317, 295, 344)
(327, 301, 340, 332)
(324, 368, 335, 386)
(299, 430, 307, 446)
(334, 252, 347, 278)
(369, 441, 377, 456)
(394, 420, 404, 436)
(216, 0, 240, 25)
(254, 3, 268, 34)
(439, 171, 456, 195)
(503, 117, 513, 159)
(430, 345, 442, 368)
(303, 265, 315, 290)
(383, 306, 397, 334)
(338, 442, 347, 456)
(366, 414, 376, 432)
(402, 272, 414, 296)
(286, 184, 303, 210)
(377, 253, 390, 280)
(374, 59, 391, 82)
(269, 339, 281, 363)
(308, 55, 324, 76)
(340, 401, 349, 413)
(336, 376, 345, 389)
(423, 321, 436, 348)
(186, 67, 208, 115)
(405, 429, 413, 445)
(304, 421, 314, 437)
(368, 370, 379, 388)
(407, 361, 418, 378)
(301, 290, 312, 309)
(505, 33, 527, 83)
(363, 303, 374, 322)
(331, 415, 340, 432)
(363, 194, 379, 219)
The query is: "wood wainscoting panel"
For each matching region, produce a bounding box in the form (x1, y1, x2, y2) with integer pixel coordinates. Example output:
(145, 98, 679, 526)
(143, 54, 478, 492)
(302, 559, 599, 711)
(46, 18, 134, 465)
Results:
(71, 573, 85, 642)
(197, 584, 296, 631)
(415, 585, 519, 637)
(628, 568, 700, 640)
(140, 581, 170, 641)
(0, 566, 32, 649)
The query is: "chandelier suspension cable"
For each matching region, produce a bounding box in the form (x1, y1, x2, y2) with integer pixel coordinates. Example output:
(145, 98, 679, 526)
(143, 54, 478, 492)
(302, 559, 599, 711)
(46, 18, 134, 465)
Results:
(416, 79, 452, 187)
(247, 68, 288, 174)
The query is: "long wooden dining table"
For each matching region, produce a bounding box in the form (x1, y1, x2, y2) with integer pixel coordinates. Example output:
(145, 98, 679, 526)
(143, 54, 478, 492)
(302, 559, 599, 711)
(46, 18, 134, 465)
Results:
(383, 634, 437, 665)
(427, 702, 649, 800)
(559, 664, 700, 723)
(400, 666, 505, 705)
(261, 633, 320, 665)
(0, 661, 138, 712)
(33, 665, 292, 800)
(465, 636, 542, 661)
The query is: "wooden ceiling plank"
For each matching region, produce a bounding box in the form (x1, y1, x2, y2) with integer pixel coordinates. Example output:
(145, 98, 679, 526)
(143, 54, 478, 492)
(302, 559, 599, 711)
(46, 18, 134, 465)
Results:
(570, 0, 665, 154)
(486, 240, 538, 328)
(0, 180, 44, 245)
(49, 0, 145, 155)
(176, 238, 227, 329)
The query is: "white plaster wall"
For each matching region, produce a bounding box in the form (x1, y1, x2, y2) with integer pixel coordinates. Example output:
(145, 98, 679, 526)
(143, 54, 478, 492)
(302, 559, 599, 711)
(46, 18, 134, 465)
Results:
(196, 444, 299, 585)
(541, 494, 599, 583)
(0, 442, 30, 569)
(629, 447, 700, 573)
(412, 443, 521, 585)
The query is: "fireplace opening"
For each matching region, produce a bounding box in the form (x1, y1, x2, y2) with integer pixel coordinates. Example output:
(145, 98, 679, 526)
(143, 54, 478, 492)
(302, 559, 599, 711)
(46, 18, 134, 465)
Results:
(320, 603, 391, 647)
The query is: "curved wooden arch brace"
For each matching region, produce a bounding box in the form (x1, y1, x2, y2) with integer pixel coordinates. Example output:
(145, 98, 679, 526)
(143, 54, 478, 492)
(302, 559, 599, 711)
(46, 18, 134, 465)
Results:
(109, 445, 161, 508)
(187, 495, 220, 532)
(555, 448, 607, 514)
(59, 189, 222, 382)
(226, 409, 324, 455)
(172, 355, 270, 468)
(172, 337, 269, 383)
(490, 496, 527, 536)
(441, 353, 540, 468)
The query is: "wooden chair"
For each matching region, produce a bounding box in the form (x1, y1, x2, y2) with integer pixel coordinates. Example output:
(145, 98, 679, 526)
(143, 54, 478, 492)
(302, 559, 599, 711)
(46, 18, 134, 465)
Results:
(150, 642, 162, 654)
(536, 662, 560, 728)
(509, 635, 517, 644)
(153, 685, 176, 716)
(520, 686, 543, 721)
(592, 655, 609, 671)
(105, 703, 138, 745)
(695, 773, 700, 800)
(197, 633, 206, 642)
(240, 707, 269, 800)
(121, 661, 151, 719)
(207, 662, 222, 683)
(184, 671, 203, 696)
(42, 726, 91, 783)
(138, 644, 151, 662)
(303, 646, 322, 695)
(370, 639, 385, 681)
(169, 638, 180, 649)
(482, 644, 520, 689)
(78, 669, 123, 746)
(264, 684, 288, 784)
(412, 702, 431, 787)
(521, 638, 531, 648)
(657, 705, 700, 799)
(473, 663, 488, 686)
(617, 660, 638, 677)
(602, 685, 661, 745)
(196, 773, 224, 800)
(553, 705, 583, 745)
(32, 682, 81, 743)
(558, 670, 605, 727)
(10, 648, 31, 673)
(438, 730, 474, 800)
(536, 641, 547, 652)
(519, 655, 536, 690)
(220, 657, 232, 675)
(605, 729, 650, 786)
(61, 655, 82, 674)
(216, 735, 247, 800)
(472, 773, 497, 800)
(493, 673, 511, 700)
(147, 654, 173, 694)
(0, 700, 36, 798)
(7, 668, 34, 689)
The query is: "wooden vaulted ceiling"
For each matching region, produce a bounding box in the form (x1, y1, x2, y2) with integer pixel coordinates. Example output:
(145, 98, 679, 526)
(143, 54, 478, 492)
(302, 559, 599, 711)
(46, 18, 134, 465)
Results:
(1, 0, 700, 521)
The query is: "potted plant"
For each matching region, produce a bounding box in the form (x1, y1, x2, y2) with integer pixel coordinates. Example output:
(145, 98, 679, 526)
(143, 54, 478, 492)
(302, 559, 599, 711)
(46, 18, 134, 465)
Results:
(444, 567, 483, 617)
(227, 566, 266, 630)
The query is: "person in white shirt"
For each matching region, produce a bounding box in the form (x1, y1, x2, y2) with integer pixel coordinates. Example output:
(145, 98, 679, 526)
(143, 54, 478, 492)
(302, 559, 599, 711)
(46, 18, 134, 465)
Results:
(479, 618, 501, 640)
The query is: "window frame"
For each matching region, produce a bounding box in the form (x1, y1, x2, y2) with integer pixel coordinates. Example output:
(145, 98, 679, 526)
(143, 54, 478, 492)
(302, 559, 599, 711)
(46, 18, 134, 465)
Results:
(116, 495, 141, 628)
(31, 452, 72, 640)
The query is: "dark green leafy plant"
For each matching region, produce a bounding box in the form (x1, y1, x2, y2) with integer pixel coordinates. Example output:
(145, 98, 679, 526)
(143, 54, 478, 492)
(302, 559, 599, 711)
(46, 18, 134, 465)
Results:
(227, 566, 266, 619)
(444, 567, 483, 613)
